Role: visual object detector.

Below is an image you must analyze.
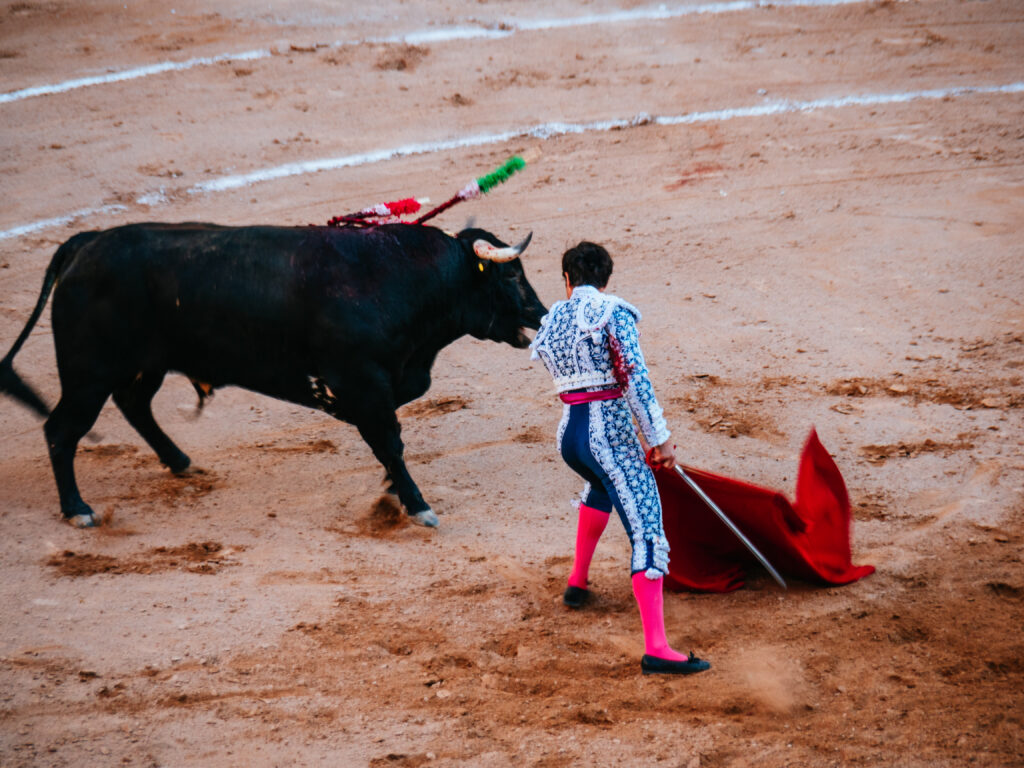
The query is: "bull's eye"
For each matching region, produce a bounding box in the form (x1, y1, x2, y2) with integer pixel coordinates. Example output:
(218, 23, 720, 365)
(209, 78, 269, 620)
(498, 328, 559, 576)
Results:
(478, 262, 485, 272)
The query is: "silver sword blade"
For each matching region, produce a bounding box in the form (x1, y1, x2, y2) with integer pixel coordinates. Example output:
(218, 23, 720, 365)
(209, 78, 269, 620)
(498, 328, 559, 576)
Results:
(674, 465, 787, 590)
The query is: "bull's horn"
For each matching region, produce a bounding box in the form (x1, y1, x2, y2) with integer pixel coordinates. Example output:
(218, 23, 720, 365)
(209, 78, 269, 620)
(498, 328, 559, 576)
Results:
(473, 231, 533, 263)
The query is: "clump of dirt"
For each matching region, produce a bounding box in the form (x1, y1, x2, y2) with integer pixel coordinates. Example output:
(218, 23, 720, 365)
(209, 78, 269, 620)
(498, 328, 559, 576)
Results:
(514, 425, 548, 444)
(265, 438, 337, 454)
(356, 495, 409, 537)
(447, 92, 473, 107)
(481, 68, 550, 90)
(321, 48, 352, 67)
(672, 379, 782, 441)
(958, 332, 1024, 360)
(827, 378, 876, 397)
(79, 443, 139, 459)
(696, 409, 780, 440)
(47, 551, 121, 576)
(375, 43, 429, 72)
(304, 439, 337, 453)
(400, 395, 469, 419)
(152, 469, 219, 503)
(858, 436, 975, 464)
(46, 541, 242, 577)
(852, 490, 895, 520)
(759, 375, 805, 390)
(663, 161, 725, 190)
(986, 581, 1022, 599)
(828, 376, 1022, 409)
(369, 753, 432, 768)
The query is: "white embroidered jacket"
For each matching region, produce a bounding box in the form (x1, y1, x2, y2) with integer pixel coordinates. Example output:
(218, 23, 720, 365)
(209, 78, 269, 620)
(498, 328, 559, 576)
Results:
(530, 285, 671, 448)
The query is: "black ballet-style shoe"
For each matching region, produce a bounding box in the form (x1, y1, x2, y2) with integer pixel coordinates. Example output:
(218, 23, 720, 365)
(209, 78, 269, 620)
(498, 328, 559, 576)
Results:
(641, 652, 711, 675)
(562, 585, 590, 608)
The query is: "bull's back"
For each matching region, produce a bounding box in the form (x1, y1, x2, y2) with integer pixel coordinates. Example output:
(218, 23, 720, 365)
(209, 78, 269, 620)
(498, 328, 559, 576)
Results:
(52, 224, 335, 387)
(48, 222, 453, 395)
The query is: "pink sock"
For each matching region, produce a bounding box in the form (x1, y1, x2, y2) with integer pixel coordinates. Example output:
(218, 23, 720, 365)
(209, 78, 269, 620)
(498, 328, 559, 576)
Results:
(631, 572, 689, 662)
(567, 504, 611, 589)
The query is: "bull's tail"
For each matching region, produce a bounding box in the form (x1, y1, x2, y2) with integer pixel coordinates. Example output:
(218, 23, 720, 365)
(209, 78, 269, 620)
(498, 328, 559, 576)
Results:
(0, 358, 49, 417)
(0, 232, 98, 418)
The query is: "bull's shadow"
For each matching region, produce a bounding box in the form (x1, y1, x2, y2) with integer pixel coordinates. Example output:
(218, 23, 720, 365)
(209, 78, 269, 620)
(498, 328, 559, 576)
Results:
(0, 222, 545, 528)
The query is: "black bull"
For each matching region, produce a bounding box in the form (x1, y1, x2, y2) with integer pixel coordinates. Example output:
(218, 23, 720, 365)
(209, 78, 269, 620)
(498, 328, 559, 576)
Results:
(0, 222, 546, 528)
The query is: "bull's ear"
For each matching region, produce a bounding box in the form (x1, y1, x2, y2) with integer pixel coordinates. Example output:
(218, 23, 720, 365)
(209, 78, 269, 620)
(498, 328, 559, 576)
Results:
(473, 232, 532, 263)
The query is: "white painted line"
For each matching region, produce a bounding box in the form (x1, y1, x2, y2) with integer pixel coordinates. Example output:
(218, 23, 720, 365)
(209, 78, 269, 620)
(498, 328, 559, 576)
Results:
(1, 80, 1020, 242)
(0, 50, 270, 105)
(397, 27, 514, 46)
(191, 130, 520, 194)
(187, 81, 1024, 194)
(513, 0, 864, 31)
(0, 205, 127, 241)
(655, 82, 1024, 124)
(1, 0, 870, 105)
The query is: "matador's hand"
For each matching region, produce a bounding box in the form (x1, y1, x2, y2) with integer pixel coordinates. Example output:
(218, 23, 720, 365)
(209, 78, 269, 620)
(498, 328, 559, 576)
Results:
(649, 441, 676, 470)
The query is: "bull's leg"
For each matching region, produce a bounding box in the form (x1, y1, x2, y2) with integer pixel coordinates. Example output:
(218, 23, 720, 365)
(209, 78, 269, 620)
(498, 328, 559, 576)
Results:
(113, 371, 191, 474)
(394, 367, 432, 407)
(353, 413, 438, 528)
(43, 387, 110, 527)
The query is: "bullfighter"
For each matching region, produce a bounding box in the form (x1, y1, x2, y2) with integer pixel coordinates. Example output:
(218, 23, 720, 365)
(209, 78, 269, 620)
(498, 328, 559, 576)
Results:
(530, 241, 710, 675)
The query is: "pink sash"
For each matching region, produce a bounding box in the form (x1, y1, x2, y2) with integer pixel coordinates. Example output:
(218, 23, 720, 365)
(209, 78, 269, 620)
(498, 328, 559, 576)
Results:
(559, 387, 623, 405)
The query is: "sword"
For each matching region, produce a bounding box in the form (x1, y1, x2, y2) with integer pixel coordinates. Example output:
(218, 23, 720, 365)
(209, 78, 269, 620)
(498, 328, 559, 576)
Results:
(635, 425, 788, 589)
(672, 464, 787, 590)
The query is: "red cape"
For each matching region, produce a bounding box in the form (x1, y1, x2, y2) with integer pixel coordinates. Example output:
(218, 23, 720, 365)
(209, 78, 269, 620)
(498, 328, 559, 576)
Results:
(657, 429, 875, 592)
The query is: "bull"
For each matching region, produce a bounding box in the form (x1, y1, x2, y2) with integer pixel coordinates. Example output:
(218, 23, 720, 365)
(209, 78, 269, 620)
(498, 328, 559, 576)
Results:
(0, 221, 546, 528)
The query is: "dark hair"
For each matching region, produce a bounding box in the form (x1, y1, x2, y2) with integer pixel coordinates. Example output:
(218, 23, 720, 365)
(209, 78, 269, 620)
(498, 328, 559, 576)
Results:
(562, 241, 613, 288)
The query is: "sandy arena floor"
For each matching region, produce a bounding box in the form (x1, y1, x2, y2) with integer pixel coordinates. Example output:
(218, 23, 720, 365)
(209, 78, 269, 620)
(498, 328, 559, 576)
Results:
(1, 1, 1022, 765)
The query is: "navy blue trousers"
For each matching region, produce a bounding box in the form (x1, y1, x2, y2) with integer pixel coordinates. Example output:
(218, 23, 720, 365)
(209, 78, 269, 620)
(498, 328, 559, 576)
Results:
(558, 400, 667, 576)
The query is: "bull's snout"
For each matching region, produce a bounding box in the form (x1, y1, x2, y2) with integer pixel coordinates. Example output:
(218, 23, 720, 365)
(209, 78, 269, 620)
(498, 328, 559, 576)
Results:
(523, 298, 547, 330)
(513, 300, 546, 348)
(511, 329, 533, 348)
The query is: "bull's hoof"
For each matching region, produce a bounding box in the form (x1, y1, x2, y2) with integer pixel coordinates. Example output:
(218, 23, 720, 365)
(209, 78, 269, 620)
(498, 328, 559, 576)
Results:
(65, 512, 101, 528)
(411, 509, 439, 528)
(172, 464, 204, 477)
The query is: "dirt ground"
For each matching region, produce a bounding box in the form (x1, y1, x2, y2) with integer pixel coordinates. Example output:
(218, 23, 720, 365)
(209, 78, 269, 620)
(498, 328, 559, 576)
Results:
(1, 0, 1022, 766)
